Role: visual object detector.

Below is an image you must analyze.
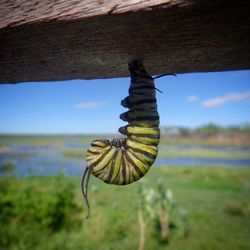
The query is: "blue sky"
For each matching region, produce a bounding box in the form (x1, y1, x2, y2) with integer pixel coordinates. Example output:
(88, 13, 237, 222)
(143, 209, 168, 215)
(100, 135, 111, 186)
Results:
(0, 70, 250, 134)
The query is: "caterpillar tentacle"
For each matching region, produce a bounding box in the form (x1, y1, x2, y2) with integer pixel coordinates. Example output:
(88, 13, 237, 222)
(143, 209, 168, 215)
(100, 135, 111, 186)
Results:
(81, 166, 92, 219)
(83, 60, 160, 218)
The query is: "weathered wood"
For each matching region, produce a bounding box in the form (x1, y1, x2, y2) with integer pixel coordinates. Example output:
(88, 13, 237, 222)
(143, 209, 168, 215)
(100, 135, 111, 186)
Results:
(0, 0, 250, 83)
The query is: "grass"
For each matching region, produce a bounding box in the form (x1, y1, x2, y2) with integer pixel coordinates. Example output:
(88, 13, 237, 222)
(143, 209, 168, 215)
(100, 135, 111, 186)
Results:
(61, 149, 86, 158)
(0, 167, 250, 250)
(59, 149, 119, 159)
(0, 135, 111, 147)
(0, 161, 15, 174)
(1, 135, 250, 160)
(1, 134, 250, 148)
(159, 149, 250, 159)
(59, 148, 250, 159)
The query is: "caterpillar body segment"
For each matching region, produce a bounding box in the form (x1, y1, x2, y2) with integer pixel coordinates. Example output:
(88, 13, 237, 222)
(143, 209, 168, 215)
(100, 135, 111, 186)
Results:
(82, 60, 160, 218)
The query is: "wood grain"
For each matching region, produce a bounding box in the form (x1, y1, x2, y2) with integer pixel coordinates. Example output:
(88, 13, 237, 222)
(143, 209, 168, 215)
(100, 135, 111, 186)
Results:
(0, 0, 250, 83)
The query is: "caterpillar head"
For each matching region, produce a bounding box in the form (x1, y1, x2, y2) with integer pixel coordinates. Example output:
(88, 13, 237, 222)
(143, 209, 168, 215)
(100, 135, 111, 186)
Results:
(128, 60, 152, 80)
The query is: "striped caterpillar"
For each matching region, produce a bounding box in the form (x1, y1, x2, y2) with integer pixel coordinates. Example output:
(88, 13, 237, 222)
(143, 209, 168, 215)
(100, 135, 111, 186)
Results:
(82, 60, 162, 218)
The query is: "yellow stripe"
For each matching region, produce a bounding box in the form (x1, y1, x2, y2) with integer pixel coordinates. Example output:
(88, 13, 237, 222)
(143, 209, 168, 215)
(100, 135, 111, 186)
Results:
(90, 147, 117, 173)
(131, 102, 157, 110)
(126, 110, 159, 119)
(130, 88, 155, 95)
(127, 126, 159, 135)
(109, 148, 122, 184)
(128, 120, 159, 127)
(127, 147, 156, 165)
(111, 149, 123, 184)
(128, 94, 156, 103)
(129, 134, 160, 146)
(126, 150, 149, 175)
(91, 139, 110, 147)
(132, 78, 153, 85)
(123, 154, 134, 184)
(87, 146, 111, 165)
(88, 145, 111, 154)
(95, 160, 112, 181)
(126, 139, 158, 155)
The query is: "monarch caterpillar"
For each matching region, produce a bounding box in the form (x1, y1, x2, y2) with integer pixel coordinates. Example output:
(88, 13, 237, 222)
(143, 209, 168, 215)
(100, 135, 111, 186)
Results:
(82, 60, 167, 218)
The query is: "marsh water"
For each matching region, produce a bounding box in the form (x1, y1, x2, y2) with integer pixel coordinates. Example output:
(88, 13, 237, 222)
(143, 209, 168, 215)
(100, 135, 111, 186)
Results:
(1, 139, 250, 176)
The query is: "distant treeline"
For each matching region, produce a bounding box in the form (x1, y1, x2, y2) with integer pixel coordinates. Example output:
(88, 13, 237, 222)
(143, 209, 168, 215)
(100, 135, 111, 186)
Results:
(161, 123, 250, 137)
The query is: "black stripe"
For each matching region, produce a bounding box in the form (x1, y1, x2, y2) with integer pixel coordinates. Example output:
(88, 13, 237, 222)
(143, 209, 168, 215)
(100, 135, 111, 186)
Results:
(129, 133, 160, 139)
(121, 113, 159, 122)
(122, 153, 131, 184)
(121, 153, 127, 185)
(130, 98, 156, 106)
(91, 142, 109, 148)
(126, 145, 157, 160)
(89, 148, 112, 168)
(120, 112, 129, 121)
(126, 148, 149, 170)
(91, 143, 103, 148)
(118, 126, 127, 135)
(129, 108, 158, 113)
(129, 137, 159, 146)
(123, 150, 144, 178)
(132, 76, 153, 82)
(91, 139, 110, 146)
(129, 90, 155, 96)
(87, 150, 101, 155)
(121, 97, 129, 108)
(105, 149, 119, 183)
(130, 115, 159, 121)
(130, 90, 155, 95)
(129, 85, 155, 94)
(132, 85, 155, 90)
(112, 153, 123, 184)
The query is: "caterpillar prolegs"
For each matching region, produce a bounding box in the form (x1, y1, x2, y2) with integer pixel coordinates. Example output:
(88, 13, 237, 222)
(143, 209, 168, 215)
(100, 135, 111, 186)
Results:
(82, 60, 160, 218)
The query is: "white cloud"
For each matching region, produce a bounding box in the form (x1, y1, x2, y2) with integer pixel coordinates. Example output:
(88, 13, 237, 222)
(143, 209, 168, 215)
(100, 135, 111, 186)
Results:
(202, 90, 250, 108)
(75, 102, 106, 109)
(187, 95, 199, 102)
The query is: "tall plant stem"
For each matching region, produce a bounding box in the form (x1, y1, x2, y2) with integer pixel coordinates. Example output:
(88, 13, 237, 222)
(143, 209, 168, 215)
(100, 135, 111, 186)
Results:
(138, 208, 146, 250)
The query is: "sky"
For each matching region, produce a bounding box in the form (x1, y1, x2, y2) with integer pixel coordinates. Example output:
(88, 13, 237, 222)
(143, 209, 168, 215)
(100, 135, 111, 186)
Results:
(0, 70, 250, 134)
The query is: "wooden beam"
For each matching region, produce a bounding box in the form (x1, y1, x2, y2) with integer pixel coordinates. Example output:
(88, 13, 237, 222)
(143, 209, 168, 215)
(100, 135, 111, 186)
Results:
(0, 0, 250, 83)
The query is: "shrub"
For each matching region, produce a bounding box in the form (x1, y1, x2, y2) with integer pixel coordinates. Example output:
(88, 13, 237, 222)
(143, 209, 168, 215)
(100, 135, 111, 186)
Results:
(137, 179, 189, 249)
(0, 175, 81, 249)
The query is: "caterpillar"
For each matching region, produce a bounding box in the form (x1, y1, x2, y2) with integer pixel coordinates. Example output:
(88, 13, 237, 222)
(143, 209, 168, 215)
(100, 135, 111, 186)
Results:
(82, 60, 163, 218)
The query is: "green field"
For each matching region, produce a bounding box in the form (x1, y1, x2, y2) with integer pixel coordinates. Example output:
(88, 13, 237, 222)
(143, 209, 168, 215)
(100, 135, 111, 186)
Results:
(158, 149, 250, 159)
(1, 167, 250, 250)
(60, 148, 250, 160)
(1, 134, 250, 161)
